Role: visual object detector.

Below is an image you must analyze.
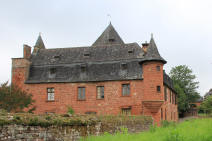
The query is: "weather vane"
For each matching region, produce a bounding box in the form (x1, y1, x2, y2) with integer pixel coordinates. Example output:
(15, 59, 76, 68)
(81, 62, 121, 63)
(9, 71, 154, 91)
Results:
(107, 14, 111, 23)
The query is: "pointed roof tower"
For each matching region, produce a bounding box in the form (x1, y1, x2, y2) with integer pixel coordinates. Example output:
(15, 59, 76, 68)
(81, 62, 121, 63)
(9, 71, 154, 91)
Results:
(144, 35, 166, 64)
(34, 34, 45, 49)
(92, 23, 124, 46)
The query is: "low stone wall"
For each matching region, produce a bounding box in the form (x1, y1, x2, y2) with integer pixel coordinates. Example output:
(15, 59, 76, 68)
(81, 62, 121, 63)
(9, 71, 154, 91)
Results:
(0, 112, 152, 141)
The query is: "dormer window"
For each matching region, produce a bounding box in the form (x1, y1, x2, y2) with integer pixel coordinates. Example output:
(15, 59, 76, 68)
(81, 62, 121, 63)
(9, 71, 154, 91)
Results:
(121, 63, 127, 70)
(49, 68, 56, 78)
(54, 55, 60, 59)
(81, 64, 86, 72)
(109, 38, 115, 42)
(84, 52, 90, 57)
(128, 49, 134, 54)
(51, 55, 61, 62)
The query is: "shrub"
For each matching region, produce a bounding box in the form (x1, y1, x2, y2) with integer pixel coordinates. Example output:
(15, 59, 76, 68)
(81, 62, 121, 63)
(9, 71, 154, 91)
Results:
(0, 82, 34, 112)
(67, 106, 74, 115)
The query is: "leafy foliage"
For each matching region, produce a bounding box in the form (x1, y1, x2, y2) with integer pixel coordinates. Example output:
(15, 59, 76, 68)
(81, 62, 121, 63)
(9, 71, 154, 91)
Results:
(67, 106, 75, 115)
(199, 95, 212, 114)
(169, 65, 200, 115)
(0, 82, 34, 112)
(83, 118, 212, 141)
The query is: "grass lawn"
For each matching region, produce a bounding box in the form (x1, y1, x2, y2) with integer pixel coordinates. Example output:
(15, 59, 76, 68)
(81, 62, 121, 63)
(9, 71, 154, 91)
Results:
(81, 118, 212, 141)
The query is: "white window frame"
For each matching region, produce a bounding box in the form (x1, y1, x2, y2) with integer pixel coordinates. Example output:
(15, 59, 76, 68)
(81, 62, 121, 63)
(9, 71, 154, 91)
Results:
(47, 88, 54, 101)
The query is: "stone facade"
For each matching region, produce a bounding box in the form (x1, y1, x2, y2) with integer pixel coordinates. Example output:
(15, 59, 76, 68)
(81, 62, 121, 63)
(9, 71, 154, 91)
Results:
(11, 23, 178, 125)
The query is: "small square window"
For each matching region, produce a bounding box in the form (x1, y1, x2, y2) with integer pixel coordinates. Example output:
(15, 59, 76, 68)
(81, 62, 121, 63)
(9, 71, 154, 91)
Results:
(156, 66, 160, 71)
(84, 52, 90, 57)
(80, 64, 86, 72)
(122, 84, 130, 96)
(122, 108, 131, 115)
(121, 63, 127, 70)
(128, 49, 134, 54)
(157, 86, 161, 92)
(97, 86, 104, 99)
(47, 88, 54, 101)
(109, 38, 115, 42)
(78, 87, 85, 100)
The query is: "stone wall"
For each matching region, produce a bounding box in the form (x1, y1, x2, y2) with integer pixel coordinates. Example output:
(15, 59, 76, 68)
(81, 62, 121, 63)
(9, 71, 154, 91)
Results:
(0, 117, 152, 141)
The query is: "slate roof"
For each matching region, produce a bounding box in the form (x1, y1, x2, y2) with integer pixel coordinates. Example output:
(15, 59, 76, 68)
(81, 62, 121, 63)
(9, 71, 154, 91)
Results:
(163, 70, 175, 92)
(34, 34, 45, 49)
(26, 23, 168, 84)
(143, 36, 166, 64)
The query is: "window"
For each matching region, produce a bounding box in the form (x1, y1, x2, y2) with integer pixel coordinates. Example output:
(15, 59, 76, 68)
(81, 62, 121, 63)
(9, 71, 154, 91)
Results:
(157, 86, 161, 93)
(78, 87, 85, 100)
(165, 108, 167, 120)
(109, 38, 115, 42)
(85, 111, 97, 115)
(54, 55, 60, 59)
(175, 94, 177, 105)
(161, 108, 163, 120)
(121, 63, 127, 70)
(80, 64, 86, 72)
(47, 88, 54, 101)
(172, 93, 175, 104)
(128, 49, 134, 54)
(122, 108, 131, 115)
(97, 86, 104, 99)
(49, 68, 56, 78)
(156, 66, 160, 71)
(170, 91, 172, 103)
(84, 52, 90, 57)
(164, 87, 167, 101)
(122, 84, 130, 96)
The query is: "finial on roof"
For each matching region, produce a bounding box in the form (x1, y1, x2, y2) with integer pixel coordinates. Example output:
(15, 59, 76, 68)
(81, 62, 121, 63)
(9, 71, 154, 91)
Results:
(107, 14, 111, 24)
(151, 33, 153, 38)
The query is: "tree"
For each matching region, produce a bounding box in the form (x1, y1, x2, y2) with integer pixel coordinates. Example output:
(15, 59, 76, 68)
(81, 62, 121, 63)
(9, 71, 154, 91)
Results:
(0, 82, 34, 112)
(169, 65, 200, 115)
(199, 95, 212, 114)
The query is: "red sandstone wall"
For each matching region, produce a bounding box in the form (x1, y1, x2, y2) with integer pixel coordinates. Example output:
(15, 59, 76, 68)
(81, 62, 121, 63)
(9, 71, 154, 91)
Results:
(12, 58, 178, 125)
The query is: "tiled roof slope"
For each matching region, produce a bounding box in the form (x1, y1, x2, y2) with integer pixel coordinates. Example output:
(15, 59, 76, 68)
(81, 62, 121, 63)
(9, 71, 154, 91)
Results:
(163, 70, 175, 93)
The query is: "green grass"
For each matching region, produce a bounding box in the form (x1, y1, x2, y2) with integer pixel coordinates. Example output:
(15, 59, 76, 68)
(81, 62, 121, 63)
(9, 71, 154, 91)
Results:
(82, 118, 212, 141)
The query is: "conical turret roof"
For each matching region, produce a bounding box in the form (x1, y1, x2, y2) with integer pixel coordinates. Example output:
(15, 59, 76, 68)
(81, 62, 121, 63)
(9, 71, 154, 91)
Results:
(144, 36, 166, 64)
(34, 34, 45, 49)
(92, 23, 124, 46)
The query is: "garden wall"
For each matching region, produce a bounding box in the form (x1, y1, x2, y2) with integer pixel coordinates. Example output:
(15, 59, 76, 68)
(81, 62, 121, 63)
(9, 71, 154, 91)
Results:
(0, 113, 152, 141)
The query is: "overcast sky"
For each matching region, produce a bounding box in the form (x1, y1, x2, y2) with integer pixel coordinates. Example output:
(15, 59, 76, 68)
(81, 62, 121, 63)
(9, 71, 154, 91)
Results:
(0, 0, 211, 96)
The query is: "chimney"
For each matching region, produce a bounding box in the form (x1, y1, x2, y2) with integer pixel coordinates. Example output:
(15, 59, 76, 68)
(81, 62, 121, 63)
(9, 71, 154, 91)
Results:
(23, 44, 31, 59)
(142, 41, 149, 53)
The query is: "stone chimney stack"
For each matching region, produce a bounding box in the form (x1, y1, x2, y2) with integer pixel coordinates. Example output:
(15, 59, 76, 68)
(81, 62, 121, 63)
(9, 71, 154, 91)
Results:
(23, 44, 31, 59)
(142, 41, 149, 53)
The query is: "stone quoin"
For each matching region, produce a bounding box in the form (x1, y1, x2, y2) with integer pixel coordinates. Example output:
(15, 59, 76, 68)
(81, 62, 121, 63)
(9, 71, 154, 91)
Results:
(12, 23, 178, 125)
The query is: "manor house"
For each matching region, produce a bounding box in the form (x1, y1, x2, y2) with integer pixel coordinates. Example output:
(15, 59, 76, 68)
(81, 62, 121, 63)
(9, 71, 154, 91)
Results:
(12, 23, 178, 125)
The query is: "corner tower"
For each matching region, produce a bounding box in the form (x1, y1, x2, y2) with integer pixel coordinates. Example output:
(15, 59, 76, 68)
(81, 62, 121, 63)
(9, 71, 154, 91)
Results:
(141, 35, 166, 125)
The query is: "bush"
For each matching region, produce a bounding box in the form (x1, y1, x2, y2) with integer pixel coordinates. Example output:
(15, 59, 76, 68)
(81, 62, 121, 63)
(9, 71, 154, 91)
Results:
(67, 106, 74, 115)
(0, 82, 34, 112)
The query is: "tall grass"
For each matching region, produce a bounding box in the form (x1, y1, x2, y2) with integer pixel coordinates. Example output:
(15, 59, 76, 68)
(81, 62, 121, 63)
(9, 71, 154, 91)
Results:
(82, 118, 212, 141)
